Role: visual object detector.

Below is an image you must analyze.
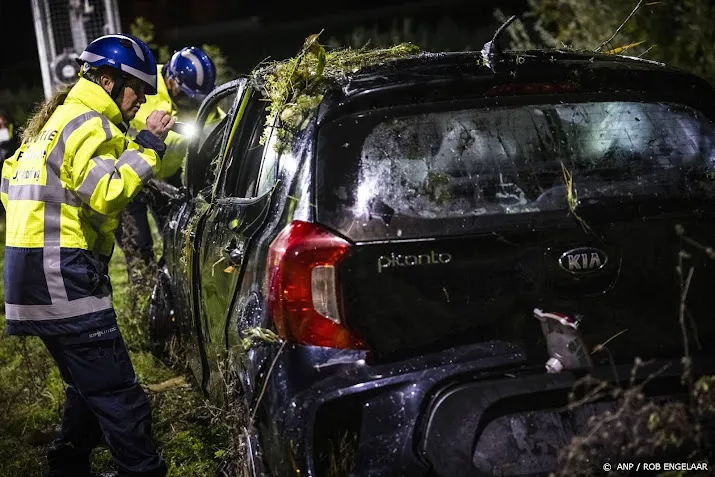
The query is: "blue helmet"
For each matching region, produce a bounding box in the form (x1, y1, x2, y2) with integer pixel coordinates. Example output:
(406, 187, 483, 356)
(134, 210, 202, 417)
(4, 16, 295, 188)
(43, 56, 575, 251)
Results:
(78, 34, 158, 95)
(165, 46, 217, 102)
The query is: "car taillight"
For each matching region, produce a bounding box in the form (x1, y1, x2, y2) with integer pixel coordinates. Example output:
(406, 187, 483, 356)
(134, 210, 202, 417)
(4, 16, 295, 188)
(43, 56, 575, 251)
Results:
(264, 221, 365, 349)
(485, 81, 578, 97)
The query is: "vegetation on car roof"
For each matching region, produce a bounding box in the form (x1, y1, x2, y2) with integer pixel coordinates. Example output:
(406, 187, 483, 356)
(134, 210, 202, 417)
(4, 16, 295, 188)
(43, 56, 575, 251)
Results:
(249, 29, 678, 154)
(250, 32, 420, 152)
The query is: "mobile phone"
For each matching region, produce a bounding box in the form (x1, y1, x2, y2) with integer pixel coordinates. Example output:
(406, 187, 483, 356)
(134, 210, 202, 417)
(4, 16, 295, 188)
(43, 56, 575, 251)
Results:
(171, 121, 196, 137)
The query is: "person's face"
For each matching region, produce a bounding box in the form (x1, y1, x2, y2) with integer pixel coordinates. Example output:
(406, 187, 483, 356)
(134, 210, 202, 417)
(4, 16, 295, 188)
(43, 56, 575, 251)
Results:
(100, 74, 147, 121)
(166, 77, 201, 111)
(166, 76, 181, 98)
(0, 116, 11, 142)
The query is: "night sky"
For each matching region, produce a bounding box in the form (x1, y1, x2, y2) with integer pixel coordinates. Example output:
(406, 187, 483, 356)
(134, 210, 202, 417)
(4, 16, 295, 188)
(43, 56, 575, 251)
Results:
(0, 1, 42, 89)
(0, 0, 432, 89)
(0, 0, 518, 90)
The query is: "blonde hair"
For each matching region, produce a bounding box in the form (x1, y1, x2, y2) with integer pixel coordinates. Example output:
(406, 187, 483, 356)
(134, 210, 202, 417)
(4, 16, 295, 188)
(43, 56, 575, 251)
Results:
(21, 82, 75, 143)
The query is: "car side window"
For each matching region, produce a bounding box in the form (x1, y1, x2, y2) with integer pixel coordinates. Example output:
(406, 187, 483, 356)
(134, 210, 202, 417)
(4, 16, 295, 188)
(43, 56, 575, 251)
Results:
(220, 92, 269, 199)
(188, 116, 230, 198)
(185, 79, 246, 198)
(255, 127, 280, 197)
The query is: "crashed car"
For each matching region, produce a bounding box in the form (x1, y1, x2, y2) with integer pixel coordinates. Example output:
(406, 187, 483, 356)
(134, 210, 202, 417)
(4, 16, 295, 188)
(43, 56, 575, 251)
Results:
(147, 33, 715, 477)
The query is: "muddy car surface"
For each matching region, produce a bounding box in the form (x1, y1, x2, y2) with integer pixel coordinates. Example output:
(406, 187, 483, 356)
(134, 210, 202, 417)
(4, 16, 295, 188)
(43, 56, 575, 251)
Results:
(148, 42, 715, 476)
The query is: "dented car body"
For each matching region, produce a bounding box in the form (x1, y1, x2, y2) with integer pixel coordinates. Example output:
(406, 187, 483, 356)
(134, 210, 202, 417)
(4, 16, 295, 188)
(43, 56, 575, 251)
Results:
(149, 48, 715, 476)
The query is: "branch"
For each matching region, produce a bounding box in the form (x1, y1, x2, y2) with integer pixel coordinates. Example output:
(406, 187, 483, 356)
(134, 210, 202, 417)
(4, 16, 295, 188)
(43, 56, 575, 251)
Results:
(638, 44, 657, 57)
(594, 0, 645, 52)
(678, 259, 695, 394)
(250, 340, 287, 423)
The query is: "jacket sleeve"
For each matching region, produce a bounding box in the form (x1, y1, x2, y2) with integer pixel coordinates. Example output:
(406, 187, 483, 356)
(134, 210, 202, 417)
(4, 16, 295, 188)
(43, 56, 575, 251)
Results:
(129, 96, 181, 179)
(0, 143, 25, 211)
(68, 116, 162, 216)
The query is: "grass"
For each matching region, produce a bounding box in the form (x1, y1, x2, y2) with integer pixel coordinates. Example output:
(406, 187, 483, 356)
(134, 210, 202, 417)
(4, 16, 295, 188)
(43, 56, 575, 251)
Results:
(0, 214, 229, 477)
(553, 225, 715, 476)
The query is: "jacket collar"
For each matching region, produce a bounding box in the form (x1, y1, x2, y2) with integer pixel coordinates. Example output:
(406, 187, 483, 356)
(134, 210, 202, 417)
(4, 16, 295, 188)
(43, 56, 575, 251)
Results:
(65, 78, 124, 126)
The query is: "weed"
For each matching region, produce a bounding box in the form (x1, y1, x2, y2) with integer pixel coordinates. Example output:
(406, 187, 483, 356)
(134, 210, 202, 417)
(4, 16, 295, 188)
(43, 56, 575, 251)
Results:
(321, 429, 359, 477)
(553, 225, 715, 476)
(200, 353, 251, 477)
(115, 206, 168, 351)
(560, 161, 591, 233)
(0, 213, 228, 477)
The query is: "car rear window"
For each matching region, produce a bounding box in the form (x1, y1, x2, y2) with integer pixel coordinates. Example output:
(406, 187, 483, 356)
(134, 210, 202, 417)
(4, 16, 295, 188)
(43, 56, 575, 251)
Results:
(316, 100, 715, 241)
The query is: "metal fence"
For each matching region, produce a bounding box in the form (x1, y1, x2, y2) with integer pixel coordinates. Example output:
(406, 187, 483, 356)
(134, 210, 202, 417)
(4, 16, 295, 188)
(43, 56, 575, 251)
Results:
(31, 0, 121, 99)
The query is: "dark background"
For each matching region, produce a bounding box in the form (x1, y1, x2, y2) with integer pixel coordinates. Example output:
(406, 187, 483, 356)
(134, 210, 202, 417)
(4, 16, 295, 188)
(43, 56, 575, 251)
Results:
(0, 0, 527, 91)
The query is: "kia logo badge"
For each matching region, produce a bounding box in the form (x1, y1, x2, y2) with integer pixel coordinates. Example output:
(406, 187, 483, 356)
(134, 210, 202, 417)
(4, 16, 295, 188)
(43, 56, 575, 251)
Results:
(558, 247, 608, 274)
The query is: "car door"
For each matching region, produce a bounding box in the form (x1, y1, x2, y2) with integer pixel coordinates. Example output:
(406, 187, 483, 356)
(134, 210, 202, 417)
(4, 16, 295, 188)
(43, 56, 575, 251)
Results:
(193, 87, 276, 397)
(169, 79, 247, 386)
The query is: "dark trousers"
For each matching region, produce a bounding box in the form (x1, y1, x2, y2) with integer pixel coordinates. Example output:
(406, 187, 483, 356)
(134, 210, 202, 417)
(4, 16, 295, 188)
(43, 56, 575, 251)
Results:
(115, 188, 172, 278)
(41, 328, 167, 477)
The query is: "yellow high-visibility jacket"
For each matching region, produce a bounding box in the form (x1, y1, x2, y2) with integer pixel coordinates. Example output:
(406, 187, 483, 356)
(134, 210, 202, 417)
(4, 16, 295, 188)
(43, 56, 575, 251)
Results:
(128, 65, 225, 181)
(128, 65, 183, 180)
(1, 78, 165, 335)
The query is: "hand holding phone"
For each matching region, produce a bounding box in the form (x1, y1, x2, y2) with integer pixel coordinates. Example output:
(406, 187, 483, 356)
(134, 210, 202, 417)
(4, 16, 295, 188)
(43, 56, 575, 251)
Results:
(171, 121, 197, 138)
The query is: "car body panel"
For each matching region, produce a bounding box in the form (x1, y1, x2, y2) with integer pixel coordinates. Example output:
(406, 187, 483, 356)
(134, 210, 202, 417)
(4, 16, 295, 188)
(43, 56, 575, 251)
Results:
(162, 79, 246, 389)
(150, 49, 715, 476)
(198, 193, 274, 395)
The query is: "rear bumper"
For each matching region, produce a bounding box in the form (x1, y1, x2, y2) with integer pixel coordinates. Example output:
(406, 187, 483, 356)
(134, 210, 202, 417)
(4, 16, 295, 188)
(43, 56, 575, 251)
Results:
(421, 361, 713, 477)
(258, 343, 714, 477)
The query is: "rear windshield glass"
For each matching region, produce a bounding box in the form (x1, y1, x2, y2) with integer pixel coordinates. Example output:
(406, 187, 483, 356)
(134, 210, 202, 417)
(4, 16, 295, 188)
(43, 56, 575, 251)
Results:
(317, 101, 715, 240)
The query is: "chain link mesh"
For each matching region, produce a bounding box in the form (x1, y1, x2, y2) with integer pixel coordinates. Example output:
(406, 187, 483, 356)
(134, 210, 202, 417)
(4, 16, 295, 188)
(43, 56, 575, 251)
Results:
(33, 0, 120, 95)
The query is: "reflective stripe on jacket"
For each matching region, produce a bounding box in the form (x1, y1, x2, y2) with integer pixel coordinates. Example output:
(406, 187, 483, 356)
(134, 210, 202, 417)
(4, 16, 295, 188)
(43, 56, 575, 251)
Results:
(1, 78, 163, 335)
(129, 65, 225, 180)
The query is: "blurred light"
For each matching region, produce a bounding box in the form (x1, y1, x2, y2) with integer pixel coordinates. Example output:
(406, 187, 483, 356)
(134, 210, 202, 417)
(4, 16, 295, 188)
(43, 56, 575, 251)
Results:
(172, 121, 196, 138)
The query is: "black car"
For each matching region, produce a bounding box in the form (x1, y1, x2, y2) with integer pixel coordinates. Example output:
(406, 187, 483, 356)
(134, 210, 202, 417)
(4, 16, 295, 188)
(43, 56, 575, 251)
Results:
(148, 37, 715, 477)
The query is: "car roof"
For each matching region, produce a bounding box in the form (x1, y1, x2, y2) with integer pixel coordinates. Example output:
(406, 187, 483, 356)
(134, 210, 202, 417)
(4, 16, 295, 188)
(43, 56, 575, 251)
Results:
(340, 49, 670, 91)
(249, 46, 715, 150)
(311, 48, 714, 119)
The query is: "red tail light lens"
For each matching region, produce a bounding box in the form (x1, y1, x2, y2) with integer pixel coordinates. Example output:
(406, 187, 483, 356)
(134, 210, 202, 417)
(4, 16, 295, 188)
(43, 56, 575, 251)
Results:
(264, 221, 365, 349)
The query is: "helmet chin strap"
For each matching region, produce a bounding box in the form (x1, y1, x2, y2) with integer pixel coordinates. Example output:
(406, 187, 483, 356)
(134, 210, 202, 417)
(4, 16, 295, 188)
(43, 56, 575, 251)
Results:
(81, 62, 125, 101)
(109, 75, 130, 128)
(110, 76, 126, 101)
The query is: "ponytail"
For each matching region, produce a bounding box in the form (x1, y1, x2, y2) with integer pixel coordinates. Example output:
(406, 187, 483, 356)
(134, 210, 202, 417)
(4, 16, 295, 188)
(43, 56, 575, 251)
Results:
(21, 82, 76, 143)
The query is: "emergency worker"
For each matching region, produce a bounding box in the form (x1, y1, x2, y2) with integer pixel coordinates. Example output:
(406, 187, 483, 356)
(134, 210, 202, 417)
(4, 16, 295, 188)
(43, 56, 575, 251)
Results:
(1, 34, 174, 477)
(116, 46, 224, 277)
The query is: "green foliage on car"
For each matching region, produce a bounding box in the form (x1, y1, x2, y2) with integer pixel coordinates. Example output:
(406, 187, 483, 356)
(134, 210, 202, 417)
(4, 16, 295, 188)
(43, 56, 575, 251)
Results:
(251, 32, 420, 153)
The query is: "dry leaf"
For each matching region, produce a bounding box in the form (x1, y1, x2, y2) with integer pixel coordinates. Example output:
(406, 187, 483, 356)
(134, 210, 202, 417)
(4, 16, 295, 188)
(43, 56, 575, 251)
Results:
(146, 376, 186, 393)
